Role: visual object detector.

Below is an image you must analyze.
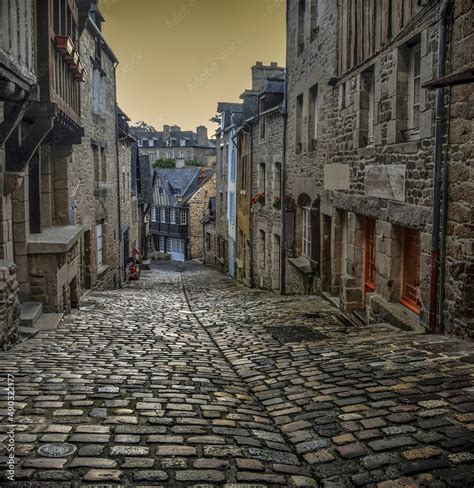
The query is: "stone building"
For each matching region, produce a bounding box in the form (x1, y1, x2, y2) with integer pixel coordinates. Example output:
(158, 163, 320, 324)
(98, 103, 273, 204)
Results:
(0, 0, 93, 349)
(70, 2, 121, 291)
(284, 0, 473, 337)
(118, 107, 139, 272)
(249, 77, 285, 292)
(150, 167, 215, 262)
(202, 197, 217, 267)
(132, 125, 216, 168)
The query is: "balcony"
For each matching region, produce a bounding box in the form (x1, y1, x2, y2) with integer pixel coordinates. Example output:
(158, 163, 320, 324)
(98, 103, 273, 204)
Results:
(150, 222, 188, 238)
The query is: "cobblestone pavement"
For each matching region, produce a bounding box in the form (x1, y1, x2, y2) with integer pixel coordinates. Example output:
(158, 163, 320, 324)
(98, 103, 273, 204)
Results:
(1, 262, 473, 487)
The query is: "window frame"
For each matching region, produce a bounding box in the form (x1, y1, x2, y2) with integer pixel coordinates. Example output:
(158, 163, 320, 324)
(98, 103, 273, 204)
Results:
(301, 207, 312, 259)
(96, 222, 103, 267)
(408, 43, 421, 133)
(160, 208, 166, 223)
(180, 210, 187, 225)
(170, 208, 177, 224)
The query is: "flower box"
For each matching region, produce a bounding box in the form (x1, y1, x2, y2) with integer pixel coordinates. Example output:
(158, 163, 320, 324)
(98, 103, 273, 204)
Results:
(55, 35, 75, 58)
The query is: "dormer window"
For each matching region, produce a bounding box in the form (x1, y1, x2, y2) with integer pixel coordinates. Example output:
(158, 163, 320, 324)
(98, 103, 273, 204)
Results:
(166, 140, 172, 147)
(138, 140, 143, 147)
(174, 188, 181, 196)
(180, 139, 186, 147)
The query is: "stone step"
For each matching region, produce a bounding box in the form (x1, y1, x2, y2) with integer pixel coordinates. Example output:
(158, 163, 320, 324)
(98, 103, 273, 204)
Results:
(20, 302, 43, 327)
(20, 313, 63, 339)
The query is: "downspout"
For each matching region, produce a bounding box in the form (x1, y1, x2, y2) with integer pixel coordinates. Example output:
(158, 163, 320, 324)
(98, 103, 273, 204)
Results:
(113, 62, 123, 286)
(249, 123, 254, 288)
(280, 0, 289, 295)
(428, 0, 451, 333)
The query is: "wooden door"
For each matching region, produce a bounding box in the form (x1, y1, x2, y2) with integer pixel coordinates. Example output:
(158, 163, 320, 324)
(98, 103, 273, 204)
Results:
(401, 228, 421, 314)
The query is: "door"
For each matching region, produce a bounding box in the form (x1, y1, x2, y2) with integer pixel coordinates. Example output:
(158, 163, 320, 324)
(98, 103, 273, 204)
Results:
(123, 229, 129, 272)
(401, 228, 421, 314)
(364, 217, 376, 294)
(170, 238, 185, 262)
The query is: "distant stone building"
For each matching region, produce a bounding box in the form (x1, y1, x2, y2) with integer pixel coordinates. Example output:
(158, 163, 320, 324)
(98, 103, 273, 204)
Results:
(117, 108, 139, 271)
(150, 168, 215, 262)
(71, 3, 121, 291)
(131, 125, 216, 168)
(202, 197, 217, 267)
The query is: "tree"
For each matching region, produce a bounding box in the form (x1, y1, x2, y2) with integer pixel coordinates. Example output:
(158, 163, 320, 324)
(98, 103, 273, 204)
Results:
(133, 121, 157, 133)
(185, 158, 204, 167)
(152, 158, 176, 169)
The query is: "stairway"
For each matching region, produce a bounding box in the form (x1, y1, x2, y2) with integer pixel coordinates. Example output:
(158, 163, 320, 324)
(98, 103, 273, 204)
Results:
(20, 302, 63, 339)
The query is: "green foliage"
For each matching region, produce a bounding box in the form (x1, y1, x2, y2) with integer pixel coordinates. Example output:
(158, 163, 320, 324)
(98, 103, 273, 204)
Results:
(152, 158, 176, 169)
(185, 158, 204, 167)
(133, 121, 157, 132)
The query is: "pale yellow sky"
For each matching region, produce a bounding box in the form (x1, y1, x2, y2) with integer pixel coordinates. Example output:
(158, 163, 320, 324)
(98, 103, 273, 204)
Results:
(102, 0, 286, 132)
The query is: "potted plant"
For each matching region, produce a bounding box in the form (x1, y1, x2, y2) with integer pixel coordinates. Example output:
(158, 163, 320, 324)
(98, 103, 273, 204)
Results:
(252, 192, 266, 206)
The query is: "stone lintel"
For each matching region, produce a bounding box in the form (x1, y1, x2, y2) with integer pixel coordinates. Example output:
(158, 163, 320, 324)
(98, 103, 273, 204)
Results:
(333, 193, 431, 231)
(27, 225, 84, 255)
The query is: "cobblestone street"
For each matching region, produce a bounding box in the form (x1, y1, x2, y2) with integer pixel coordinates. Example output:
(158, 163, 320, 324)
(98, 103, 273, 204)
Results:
(1, 262, 474, 487)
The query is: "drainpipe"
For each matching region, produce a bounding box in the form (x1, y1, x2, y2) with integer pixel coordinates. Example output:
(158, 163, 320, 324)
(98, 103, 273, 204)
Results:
(249, 123, 254, 288)
(113, 62, 123, 286)
(280, 0, 289, 295)
(428, 0, 452, 333)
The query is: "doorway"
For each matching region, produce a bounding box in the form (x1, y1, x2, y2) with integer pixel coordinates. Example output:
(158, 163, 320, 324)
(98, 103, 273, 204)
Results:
(364, 217, 376, 297)
(82, 230, 92, 290)
(272, 234, 280, 291)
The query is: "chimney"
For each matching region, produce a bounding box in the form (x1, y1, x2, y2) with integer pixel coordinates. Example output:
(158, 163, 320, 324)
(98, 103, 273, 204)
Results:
(171, 125, 181, 132)
(251, 61, 285, 92)
(163, 125, 171, 141)
(197, 167, 207, 185)
(196, 125, 208, 146)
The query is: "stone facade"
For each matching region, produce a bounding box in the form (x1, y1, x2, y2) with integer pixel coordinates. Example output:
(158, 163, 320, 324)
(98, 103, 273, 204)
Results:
(0, 261, 19, 350)
(188, 174, 216, 260)
(71, 19, 121, 291)
(283, 0, 473, 338)
(251, 108, 284, 292)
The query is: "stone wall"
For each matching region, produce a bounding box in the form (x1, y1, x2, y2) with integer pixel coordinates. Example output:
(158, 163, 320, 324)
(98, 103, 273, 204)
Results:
(285, 0, 338, 295)
(71, 25, 121, 291)
(189, 174, 216, 260)
(0, 261, 19, 350)
(441, 1, 473, 338)
(250, 111, 283, 291)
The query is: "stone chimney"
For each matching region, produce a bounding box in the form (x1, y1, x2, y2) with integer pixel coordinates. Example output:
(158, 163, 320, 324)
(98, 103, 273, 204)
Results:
(171, 125, 181, 132)
(163, 125, 171, 141)
(196, 126, 208, 146)
(251, 61, 285, 92)
(197, 168, 207, 185)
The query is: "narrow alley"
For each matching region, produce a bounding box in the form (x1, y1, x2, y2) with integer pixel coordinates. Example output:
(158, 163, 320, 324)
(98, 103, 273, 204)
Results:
(1, 262, 473, 487)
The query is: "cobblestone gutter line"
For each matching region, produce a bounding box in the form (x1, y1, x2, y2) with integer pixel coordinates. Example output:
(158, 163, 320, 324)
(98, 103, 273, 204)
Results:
(179, 270, 318, 486)
(181, 264, 474, 488)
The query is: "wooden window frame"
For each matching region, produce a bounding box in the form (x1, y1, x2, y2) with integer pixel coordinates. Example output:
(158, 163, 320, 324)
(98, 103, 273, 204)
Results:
(302, 207, 312, 259)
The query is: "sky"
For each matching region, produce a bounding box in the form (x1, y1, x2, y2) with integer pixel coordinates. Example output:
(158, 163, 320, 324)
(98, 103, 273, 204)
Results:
(102, 0, 286, 133)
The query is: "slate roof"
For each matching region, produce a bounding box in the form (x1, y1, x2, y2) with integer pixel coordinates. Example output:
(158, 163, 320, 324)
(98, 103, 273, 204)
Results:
(154, 168, 214, 208)
(217, 102, 243, 131)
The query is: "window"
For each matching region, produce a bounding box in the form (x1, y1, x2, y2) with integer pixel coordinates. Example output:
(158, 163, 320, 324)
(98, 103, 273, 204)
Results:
(174, 188, 180, 196)
(92, 144, 100, 182)
(310, 0, 321, 41)
(100, 147, 106, 182)
(365, 217, 376, 293)
(297, 0, 306, 55)
(309, 84, 318, 150)
(408, 43, 421, 132)
(151, 206, 157, 222)
(179, 151, 184, 158)
(96, 222, 103, 267)
(258, 163, 266, 196)
(170, 209, 177, 224)
(401, 228, 421, 314)
(230, 146, 236, 184)
(138, 140, 143, 147)
(180, 210, 187, 225)
(180, 139, 186, 146)
(302, 207, 312, 258)
(159, 236, 165, 252)
(296, 93, 303, 153)
(273, 162, 281, 199)
(358, 66, 375, 147)
(259, 99, 266, 140)
(92, 68, 106, 116)
(166, 238, 171, 253)
(160, 208, 166, 223)
(241, 154, 248, 192)
(258, 230, 266, 270)
(148, 140, 153, 147)
(229, 192, 235, 225)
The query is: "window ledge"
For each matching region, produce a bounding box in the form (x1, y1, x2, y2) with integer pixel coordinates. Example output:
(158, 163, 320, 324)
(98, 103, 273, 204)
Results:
(97, 264, 109, 276)
(27, 225, 83, 255)
(288, 255, 315, 275)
